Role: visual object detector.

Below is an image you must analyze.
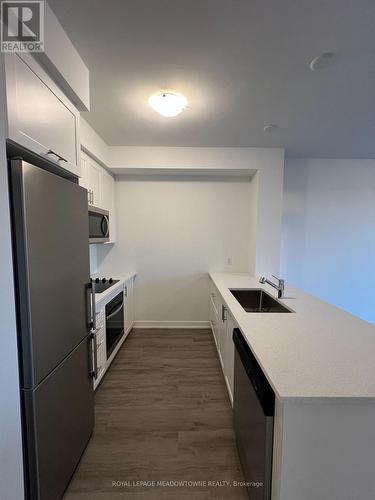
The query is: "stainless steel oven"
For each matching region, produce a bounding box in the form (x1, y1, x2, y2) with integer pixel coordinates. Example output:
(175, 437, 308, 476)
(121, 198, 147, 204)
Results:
(89, 205, 110, 243)
(105, 291, 124, 359)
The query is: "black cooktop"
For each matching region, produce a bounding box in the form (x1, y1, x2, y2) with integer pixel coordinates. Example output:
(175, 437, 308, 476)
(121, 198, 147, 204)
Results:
(91, 278, 120, 294)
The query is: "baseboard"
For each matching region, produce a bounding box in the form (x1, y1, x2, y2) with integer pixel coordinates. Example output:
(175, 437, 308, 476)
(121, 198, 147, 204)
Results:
(133, 320, 211, 329)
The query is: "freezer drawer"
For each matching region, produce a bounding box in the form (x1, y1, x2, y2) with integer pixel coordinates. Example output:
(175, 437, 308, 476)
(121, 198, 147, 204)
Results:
(22, 336, 94, 500)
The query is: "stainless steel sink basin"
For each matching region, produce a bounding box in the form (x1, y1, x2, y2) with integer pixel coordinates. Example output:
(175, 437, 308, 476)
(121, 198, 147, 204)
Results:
(229, 288, 293, 313)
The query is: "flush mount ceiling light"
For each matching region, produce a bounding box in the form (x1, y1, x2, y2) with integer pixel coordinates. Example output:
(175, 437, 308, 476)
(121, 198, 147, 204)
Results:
(309, 52, 335, 71)
(148, 91, 188, 117)
(263, 124, 277, 133)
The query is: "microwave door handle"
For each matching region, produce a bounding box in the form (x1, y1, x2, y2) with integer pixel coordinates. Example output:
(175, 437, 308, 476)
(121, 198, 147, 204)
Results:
(100, 215, 109, 238)
(103, 215, 109, 237)
(106, 299, 124, 321)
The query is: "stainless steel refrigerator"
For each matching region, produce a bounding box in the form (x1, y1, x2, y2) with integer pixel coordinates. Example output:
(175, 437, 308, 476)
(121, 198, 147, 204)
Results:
(9, 155, 95, 500)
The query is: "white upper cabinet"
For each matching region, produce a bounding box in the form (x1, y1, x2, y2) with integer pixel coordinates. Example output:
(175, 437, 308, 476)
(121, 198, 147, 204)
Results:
(5, 53, 80, 177)
(101, 169, 113, 212)
(80, 150, 116, 243)
(86, 157, 102, 207)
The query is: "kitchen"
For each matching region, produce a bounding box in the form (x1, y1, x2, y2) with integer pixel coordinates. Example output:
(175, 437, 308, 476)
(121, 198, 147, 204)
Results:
(1, 1, 375, 500)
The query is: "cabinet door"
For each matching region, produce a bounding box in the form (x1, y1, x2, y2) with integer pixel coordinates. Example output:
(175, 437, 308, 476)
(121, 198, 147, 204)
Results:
(5, 53, 80, 176)
(86, 157, 102, 207)
(124, 278, 134, 334)
(79, 152, 90, 204)
(79, 152, 88, 189)
(223, 314, 235, 405)
(210, 296, 219, 347)
(217, 304, 228, 368)
(101, 169, 114, 212)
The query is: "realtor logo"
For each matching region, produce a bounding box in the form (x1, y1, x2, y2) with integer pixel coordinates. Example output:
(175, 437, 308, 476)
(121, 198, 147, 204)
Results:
(1, 1, 44, 52)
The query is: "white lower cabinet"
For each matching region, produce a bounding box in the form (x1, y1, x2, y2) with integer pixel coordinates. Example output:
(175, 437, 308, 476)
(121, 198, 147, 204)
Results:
(209, 296, 219, 347)
(221, 311, 235, 404)
(124, 277, 135, 334)
(93, 309, 106, 389)
(209, 280, 236, 406)
(94, 277, 136, 390)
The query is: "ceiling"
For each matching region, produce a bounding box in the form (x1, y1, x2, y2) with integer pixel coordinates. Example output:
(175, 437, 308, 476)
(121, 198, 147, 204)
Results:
(48, 0, 375, 157)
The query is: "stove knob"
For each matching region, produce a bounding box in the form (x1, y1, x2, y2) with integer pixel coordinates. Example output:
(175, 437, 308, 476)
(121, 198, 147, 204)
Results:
(95, 278, 100, 284)
(109, 278, 113, 283)
(102, 278, 107, 284)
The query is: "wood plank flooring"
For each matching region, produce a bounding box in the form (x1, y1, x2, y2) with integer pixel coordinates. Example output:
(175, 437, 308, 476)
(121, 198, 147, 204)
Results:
(63, 329, 247, 500)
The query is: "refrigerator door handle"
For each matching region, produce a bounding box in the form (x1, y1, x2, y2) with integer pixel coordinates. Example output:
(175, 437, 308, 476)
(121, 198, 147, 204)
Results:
(91, 282, 96, 331)
(86, 282, 96, 331)
(90, 332, 98, 379)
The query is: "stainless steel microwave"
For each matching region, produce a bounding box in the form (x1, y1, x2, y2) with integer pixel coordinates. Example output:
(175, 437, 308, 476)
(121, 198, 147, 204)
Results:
(88, 206, 110, 243)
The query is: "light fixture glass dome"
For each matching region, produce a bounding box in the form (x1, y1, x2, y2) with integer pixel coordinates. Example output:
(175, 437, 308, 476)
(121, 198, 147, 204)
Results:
(148, 91, 188, 117)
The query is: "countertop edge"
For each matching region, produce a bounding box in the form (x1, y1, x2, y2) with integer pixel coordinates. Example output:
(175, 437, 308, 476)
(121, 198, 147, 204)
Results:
(209, 272, 375, 402)
(94, 271, 137, 308)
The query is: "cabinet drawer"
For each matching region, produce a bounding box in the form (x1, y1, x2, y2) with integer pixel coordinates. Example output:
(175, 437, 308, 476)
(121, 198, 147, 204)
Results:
(95, 310, 105, 330)
(210, 298, 219, 345)
(95, 342, 106, 379)
(210, 296, 219, 323)
(96, 327, 106, 350)
(210, 281, 221, 314)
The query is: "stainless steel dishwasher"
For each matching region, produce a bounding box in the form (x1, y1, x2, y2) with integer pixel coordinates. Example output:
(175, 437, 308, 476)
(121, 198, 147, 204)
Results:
(232, 328, 275, 500)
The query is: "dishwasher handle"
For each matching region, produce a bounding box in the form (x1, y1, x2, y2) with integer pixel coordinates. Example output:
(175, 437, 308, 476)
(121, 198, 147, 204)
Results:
(233, 328, 275, 417)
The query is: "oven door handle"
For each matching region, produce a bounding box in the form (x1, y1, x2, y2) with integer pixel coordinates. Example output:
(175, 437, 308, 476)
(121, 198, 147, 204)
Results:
(106, 299, 124, 321)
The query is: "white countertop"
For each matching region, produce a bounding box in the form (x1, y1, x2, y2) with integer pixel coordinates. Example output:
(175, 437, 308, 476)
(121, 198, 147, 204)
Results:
(92, 271, 136, 308)
(210, 272, 375, 400)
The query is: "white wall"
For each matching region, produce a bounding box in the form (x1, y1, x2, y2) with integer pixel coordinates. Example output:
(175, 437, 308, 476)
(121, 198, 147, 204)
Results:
(107, 146, 284, 277)
(80, 118, 110, 168)
(97, 176, 255, 324)
(0, 54, 25, 499)
(281, 158, 375, 323)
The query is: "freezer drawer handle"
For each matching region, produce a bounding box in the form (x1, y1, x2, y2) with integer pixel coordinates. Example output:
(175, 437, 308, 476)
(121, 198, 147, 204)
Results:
(90, 332, 98, 378)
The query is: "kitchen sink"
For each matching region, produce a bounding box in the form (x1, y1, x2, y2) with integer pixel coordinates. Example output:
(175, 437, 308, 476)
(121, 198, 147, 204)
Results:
(229, 288, 293, 313)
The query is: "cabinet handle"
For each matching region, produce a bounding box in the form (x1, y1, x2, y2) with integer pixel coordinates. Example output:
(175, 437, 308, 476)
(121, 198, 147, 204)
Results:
(46, 149, 68, 163)
(222, 304, 227, 322)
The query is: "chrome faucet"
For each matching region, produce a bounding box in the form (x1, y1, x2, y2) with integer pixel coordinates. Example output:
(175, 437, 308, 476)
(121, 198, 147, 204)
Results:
(259, 275, 285, 299)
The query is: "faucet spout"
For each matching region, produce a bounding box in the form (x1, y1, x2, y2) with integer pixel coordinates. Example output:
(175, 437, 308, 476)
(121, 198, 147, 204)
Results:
(259, 275, 285, 299)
